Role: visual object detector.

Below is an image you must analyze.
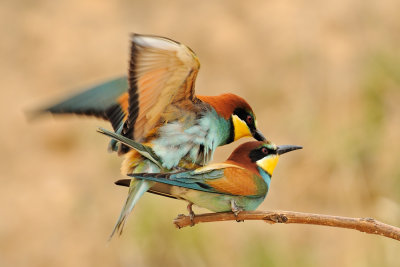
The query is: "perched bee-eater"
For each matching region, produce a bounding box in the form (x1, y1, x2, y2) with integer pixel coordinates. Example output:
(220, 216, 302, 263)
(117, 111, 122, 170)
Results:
(115, 140, 302, 218)
(98, 128, 301, 235)
(40, 34, 268, 236)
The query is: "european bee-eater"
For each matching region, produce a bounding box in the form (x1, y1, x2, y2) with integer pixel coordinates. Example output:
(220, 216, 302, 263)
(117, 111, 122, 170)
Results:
(115, 140, 302, 218)
(98, 128, 301, 235)
(40, 34, 266, 169)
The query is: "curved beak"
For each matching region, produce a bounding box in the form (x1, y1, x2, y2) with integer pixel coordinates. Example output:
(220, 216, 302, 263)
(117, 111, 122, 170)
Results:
(277, 145, 303, 155)
(252, 129, 266, 141)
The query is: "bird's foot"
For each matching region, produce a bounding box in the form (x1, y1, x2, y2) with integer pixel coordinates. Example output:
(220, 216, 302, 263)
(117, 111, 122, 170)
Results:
(230, 200, 244, 222)
(187, 203, 196, 226)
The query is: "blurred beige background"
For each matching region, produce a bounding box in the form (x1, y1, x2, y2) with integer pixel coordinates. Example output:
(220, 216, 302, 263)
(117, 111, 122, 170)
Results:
(1, 0, 400, 266)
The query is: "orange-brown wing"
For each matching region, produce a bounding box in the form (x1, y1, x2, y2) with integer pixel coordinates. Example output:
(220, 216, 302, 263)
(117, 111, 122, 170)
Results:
(206, 167, 264, 196)
(123, 34, 200, 143)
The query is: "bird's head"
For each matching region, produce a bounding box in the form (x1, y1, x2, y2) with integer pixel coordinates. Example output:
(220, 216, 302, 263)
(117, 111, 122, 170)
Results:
(228, 141, 302, 176)
(231, 105, 264, 142)
(197, 93, 266, 143)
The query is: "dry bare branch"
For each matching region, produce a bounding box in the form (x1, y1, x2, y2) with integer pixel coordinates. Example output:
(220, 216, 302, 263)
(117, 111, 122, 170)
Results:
(173, 210, 400, 241)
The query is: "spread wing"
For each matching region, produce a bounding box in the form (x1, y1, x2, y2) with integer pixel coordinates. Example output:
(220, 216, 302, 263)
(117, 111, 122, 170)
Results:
(36, 77, 129, 132)
(121, 163, 265, 196)
(122, 34, 200, 145)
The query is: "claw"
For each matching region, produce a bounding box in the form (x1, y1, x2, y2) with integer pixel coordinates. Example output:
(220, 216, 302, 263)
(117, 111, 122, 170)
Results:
(187, 203, 195, 226)
(230, 200, 244, 222)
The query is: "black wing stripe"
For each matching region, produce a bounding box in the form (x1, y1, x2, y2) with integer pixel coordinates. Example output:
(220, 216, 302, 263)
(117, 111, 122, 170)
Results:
(105, 104, 126, 132)
(118, 41, 140, 154)
(46, 106, 108, 120)
(123, 41, 140, 140)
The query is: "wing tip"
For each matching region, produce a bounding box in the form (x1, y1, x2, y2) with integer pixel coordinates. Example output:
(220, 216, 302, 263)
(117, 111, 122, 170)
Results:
(24, 107, 46, 122)
(96, 127, 107, 135)
(130, 33, 180, 50)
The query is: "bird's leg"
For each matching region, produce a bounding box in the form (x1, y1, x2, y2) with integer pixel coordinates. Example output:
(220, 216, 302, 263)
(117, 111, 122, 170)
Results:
(230, 200, 244, 222)
(187, 202, 195, 226)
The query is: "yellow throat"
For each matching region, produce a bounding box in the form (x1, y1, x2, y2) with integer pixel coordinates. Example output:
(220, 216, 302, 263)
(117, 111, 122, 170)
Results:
(232, 115, 252, 141)
(256, 155, 279, 175)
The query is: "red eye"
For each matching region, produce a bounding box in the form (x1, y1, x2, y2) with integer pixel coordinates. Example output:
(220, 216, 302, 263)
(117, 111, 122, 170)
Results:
(261, 147, 268, 154)
(246, 115, 253, 124)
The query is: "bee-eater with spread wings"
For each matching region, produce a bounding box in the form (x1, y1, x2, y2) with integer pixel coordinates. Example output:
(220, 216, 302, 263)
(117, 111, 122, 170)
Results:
(41, 34, 266, 169)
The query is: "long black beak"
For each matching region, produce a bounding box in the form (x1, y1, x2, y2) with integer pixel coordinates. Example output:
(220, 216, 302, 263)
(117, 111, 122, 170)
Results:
(115, 179, 131, 187)
(277, 145, 303, 155)
(252, 129, 266, 141)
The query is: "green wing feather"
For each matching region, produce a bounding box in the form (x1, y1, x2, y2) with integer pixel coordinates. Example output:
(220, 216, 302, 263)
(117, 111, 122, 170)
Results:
(97, 127, 162, 168)
(38, 77, 128, 131)
(120, 168, 231, 194)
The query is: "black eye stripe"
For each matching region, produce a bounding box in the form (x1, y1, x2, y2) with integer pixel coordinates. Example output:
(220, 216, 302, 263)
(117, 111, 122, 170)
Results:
(249, 146, 277, 162)
(234, 108, 255, 128)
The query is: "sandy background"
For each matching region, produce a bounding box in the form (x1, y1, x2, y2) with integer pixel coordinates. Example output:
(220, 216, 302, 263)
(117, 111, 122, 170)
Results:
(1, 0, 400, 266)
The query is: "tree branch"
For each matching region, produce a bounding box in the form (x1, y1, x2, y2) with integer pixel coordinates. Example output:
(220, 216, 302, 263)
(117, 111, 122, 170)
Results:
(173, 210, 400, 241)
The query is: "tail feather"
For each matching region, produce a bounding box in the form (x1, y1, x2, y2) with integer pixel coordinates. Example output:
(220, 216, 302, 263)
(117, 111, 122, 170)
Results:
(115, 179, 178, 199)
(109, 180, 154, 239)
